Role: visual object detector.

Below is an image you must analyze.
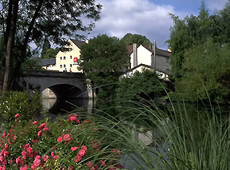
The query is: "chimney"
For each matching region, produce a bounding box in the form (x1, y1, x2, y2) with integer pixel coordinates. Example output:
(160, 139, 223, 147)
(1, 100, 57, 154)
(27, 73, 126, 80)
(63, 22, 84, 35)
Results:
(151, 40, 156, 70)
(133, 43, 138, 67)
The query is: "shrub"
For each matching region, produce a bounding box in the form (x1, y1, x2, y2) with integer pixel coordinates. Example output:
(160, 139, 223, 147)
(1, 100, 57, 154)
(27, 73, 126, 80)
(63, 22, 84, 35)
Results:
(0, 91, 42, 129)
(0, 113, 123, 170)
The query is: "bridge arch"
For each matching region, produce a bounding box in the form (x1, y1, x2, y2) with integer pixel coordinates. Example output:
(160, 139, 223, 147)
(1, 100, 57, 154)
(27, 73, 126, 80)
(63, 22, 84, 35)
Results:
(21, 71, 88, 99)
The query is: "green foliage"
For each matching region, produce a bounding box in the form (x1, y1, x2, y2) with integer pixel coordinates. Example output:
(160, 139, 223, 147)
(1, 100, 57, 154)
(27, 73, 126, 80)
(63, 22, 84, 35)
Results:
(167, 2, 224, 79)
(121, 33, 152, 47)
(168, 1, 230, 103)
(175, 39, 230, 103)
(21, 57, 43, 71)
(42, 48, 59, 59)
(0, 0, 102, 92)
(116, 69, 166, 102)
(40, 36, 51, 59)
(0, 114, 123, 169)
(0, 91, 42, 128)
(80, 34, 129, 100)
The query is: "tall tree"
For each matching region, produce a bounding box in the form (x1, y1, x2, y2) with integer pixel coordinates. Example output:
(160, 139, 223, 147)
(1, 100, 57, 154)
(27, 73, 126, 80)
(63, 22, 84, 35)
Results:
(121, 33, 152, 48)
(168, 1, 214, 79)
(0, 0, 101, 94)
(80, 34, 129, 100)
(42, 48, 59, 59)
(40, 36, 51, 59)
(177, 39, 230, 103)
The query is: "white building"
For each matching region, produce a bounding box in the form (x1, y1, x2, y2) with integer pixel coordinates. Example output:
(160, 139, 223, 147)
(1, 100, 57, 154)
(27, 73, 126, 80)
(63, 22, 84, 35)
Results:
(122, 44, 171, 80)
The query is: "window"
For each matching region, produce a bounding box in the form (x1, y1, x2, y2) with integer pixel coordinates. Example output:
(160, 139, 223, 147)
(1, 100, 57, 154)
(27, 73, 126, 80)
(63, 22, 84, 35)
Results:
(64, 56, 66, 60)
(70, 55, 72, 59)
(64, 64, 66, 68)
(70, 64, 72, 67)
(60, 65, 62, 68)
(60, 57, 62, 60)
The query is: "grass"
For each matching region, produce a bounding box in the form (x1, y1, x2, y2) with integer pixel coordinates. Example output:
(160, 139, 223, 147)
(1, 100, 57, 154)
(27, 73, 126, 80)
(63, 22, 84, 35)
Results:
(92, 98, 230, 170)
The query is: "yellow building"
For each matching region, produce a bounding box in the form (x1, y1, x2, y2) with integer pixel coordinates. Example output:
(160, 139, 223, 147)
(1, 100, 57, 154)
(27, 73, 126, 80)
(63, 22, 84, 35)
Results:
(55, 39, 86, 72)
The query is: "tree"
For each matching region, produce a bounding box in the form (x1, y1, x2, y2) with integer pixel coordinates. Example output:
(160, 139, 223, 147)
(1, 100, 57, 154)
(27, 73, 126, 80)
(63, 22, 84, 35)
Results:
(42, 48, 59, 59)
(80, 34, 129, 100)
(40, 36, 51, 59)
(116, 69, 166, 102)
(176, 39, 230, 103)
(0, 0, 101, 94)
(121, 33, 152, 47)
(168, 2, 214, 79)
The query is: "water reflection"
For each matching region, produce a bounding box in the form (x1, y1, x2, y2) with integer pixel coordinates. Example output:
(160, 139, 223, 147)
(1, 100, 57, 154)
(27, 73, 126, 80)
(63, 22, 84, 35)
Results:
(41, 98, 91, 115)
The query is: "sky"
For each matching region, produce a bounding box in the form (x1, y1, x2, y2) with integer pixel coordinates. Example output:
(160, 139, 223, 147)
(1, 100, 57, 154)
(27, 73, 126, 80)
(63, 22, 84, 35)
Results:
(85, 0, 229, 50)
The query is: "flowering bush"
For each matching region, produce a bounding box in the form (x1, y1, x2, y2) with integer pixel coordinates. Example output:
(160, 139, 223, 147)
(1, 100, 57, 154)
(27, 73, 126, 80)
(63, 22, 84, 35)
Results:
(0, 91, 41, 129)
(0, 114, 123, 170)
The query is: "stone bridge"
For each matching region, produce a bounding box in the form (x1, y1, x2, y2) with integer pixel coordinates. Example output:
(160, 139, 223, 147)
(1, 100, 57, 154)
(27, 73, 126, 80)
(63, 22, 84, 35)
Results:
(21, 71, 89, 99)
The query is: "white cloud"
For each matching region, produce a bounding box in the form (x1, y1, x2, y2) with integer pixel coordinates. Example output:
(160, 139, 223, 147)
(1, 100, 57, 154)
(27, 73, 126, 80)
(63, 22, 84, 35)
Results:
(90, 0, 177, 49)
(88, 0, 227, 49)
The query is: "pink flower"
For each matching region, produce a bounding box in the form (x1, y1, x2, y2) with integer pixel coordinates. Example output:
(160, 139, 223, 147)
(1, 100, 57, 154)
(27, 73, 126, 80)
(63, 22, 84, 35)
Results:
(74, 155, 82, 163)
(0, 156, 4, 162)
(42, 155, 49, 162)
(23, 143, 30, 149)
(37, 130, 42, 137)
(87, 161, 94, 168)
(42, 127, 49, 131)
(16, 156, 21, 165)
(38, 123, 47, 129)
(21, 151, 27, 159)
(100, 160, 106, 166)
(33, 155, 41, 167)
(71, 146, 79, 151)
(81, 145, 87, 150)
(33, 121, 38, 125)
(1, 132, 6, 138)
(4, 144, 8, 149)
(51, 152, 54, 157)
(15, 114, 19, 118)
(84, 120, 89, 123)
(0, 165, 6, 170)
(78, 149, 86, 157)
(20, 165, 28, 170)
(3, 151, 9, 157)
(53, 155, 59, 160)
(69, 116, 77, 121)
(63, 134, 70, 140)
(57, 136, 63, 142)
(26, 147, 33, 153)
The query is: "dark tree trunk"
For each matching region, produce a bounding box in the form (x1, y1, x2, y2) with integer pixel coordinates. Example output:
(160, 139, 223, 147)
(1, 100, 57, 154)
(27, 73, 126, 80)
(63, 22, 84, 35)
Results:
(2, 0, 19, 94)
(20, 0, 43, 61)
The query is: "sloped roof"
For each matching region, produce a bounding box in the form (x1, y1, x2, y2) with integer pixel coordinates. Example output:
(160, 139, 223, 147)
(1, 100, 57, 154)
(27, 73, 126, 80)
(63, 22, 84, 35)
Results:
(123, 63, 170, 75)
(39, 58, 56, 66)
(155, 48, 171, 57)
(70, 39, 86, 49)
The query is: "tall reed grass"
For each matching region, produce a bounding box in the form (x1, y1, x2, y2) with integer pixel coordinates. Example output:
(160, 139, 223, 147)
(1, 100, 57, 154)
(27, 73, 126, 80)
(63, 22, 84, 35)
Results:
(93, 99, 230, 170)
